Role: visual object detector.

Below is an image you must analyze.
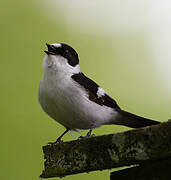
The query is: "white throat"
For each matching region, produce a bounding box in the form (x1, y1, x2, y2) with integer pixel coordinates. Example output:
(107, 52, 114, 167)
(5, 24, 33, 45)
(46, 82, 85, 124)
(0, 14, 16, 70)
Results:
(43, 55, 81, 78)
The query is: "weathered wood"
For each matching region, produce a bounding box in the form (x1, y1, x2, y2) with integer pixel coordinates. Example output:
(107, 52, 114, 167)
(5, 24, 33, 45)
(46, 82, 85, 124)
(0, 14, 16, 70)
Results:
(110, 158, 171, 180)
(40, 120, 171, 178)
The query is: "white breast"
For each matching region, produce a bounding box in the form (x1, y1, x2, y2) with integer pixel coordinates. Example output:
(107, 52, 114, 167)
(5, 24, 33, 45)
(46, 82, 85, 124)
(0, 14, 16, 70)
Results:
(39, 55, 118, 130)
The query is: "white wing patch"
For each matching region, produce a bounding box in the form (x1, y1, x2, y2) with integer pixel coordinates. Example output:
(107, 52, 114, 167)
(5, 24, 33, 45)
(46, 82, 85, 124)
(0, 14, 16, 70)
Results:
(51, 43, 62, 48)
(97, 87, 106, 98)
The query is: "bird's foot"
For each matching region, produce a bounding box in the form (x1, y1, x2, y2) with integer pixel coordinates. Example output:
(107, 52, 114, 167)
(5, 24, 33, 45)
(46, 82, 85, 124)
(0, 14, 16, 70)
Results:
(48, 129, 69, 145)
(79, 129, 95, 139)
(48, 138, 63, 145)
(79, 134, 95, 139)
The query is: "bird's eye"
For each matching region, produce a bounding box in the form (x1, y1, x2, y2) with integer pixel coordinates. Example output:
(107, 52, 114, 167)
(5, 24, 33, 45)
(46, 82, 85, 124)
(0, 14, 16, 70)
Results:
(65, 50, 69, 55)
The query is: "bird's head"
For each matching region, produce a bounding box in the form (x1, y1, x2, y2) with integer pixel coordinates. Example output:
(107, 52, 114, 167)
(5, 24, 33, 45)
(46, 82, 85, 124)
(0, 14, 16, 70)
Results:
(43, 43, 80, 75)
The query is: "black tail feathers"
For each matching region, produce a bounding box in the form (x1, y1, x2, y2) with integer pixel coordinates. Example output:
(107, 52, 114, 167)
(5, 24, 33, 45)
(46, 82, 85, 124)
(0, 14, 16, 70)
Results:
(114, 109, 160, 128)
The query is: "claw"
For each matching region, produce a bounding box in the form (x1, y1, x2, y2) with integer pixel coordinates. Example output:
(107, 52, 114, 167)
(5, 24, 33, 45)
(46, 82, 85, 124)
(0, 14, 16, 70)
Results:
(48, 139, 63, 145)
(78, 129, 95, 139)
(78, 134, 95, 139)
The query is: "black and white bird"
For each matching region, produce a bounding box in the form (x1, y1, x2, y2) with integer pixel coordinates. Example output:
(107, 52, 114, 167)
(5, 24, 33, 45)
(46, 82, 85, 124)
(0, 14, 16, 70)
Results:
(38, 43, 160, 143)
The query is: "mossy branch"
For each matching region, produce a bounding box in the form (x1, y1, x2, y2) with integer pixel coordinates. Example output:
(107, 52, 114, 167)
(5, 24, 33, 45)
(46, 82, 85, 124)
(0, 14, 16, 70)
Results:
(40, 120, 171, 178)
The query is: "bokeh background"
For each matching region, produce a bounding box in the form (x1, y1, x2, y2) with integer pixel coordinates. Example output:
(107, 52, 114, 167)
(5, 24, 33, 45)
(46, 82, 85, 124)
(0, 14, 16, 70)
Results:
(1, 0, 171, 179)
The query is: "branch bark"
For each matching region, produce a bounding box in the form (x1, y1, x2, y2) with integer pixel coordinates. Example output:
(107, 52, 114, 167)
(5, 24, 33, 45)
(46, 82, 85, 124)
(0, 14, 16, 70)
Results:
(40, 120, 171, 178)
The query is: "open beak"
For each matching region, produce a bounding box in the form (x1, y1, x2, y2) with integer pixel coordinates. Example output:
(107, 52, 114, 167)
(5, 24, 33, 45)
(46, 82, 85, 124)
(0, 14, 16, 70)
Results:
(44, 43, 56, 55)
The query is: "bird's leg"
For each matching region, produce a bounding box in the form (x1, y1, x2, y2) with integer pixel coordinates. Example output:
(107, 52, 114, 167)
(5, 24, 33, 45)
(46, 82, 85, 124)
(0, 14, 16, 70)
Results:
(79, 129, 95, 139)
(86, 129, 94, 137)
(48, 128, 69, 145)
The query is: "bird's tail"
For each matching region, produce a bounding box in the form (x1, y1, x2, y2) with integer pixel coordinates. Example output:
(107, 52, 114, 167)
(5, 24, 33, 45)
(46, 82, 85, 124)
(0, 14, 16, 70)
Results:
(113, 109, 160, 128)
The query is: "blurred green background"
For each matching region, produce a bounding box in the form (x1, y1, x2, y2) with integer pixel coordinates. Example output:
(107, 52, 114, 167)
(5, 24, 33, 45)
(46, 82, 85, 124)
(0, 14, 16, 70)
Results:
(1, 1, 170, 180)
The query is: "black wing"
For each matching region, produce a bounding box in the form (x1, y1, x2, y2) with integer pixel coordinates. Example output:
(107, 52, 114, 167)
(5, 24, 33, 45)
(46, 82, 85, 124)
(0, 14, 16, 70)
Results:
(71, 72, 120, 109)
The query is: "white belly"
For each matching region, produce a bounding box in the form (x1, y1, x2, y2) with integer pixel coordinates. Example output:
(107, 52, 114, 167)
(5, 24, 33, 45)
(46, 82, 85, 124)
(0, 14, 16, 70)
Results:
(39, 74, 117, 130)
